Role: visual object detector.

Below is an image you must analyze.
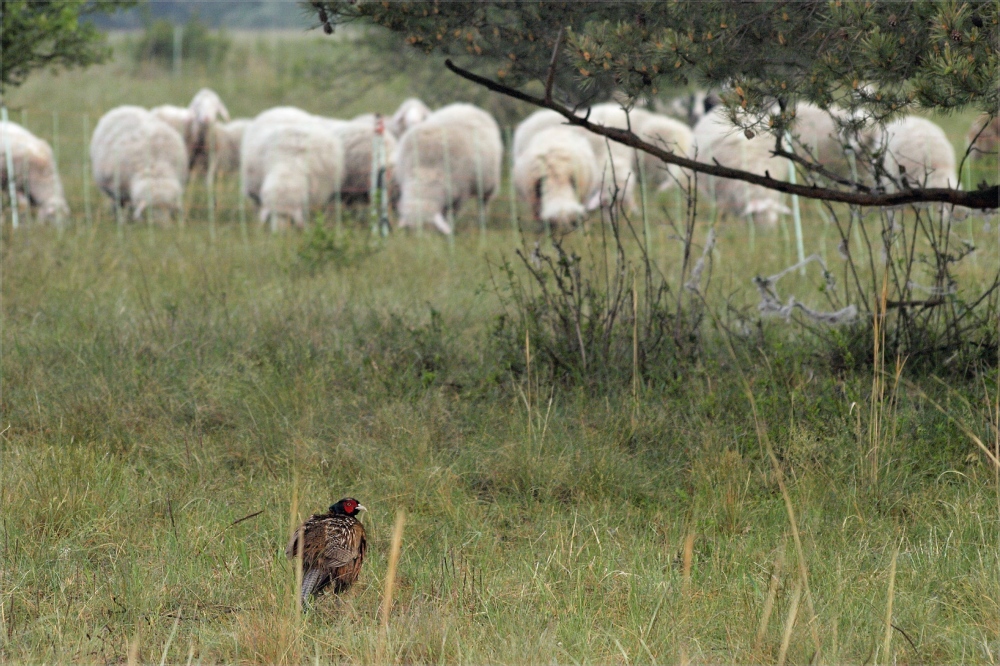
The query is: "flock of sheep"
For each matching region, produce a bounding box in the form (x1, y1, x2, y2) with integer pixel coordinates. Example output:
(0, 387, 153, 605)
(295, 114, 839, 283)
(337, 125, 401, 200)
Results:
(0, 86, 993, 231)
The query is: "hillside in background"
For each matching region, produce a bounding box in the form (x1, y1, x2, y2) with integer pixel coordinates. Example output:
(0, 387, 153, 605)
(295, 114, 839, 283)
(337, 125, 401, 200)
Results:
(95, 0, 313, 30)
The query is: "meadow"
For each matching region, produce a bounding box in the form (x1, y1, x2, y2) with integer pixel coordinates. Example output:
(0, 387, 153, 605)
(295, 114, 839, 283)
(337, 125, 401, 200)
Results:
(1, 31, 999, 664)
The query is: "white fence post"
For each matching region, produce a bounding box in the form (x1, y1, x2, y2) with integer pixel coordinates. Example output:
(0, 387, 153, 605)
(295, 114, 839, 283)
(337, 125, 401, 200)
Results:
(2, 107, 20, 229)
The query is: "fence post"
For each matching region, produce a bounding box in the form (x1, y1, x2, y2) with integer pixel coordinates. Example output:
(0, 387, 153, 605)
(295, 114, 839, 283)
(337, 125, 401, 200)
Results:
(441, 127, 455, 249)
(412, 131, 422, 236)
(845, 147, 864, 256)
(784, 131, 806, 274)
(83, 114, 92, 225)
(207, 123, 216, 242)
(113, 153, 124, 235)
(637, 149, 652, 256)
(378, 118, 390, 237)
(369, 129, 380, 235)
(505, 127, 519, 236)
(2, 107, 20, 229)
(238, 157, 247, 242)
(52, 110, 60, 170)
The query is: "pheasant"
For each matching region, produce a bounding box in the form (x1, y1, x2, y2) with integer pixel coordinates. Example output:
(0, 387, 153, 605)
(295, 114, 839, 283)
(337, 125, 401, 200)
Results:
(286, 497, 367, 607)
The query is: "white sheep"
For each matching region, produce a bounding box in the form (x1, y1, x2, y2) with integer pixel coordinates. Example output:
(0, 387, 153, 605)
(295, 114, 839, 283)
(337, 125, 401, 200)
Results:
(515, 106, 692, 206)
(0, 121, 69, 224)
(388, 98, 432, 139)
(331, 118, 398, 204)
(148, 104, 190, 136)
(150, 88, 230, 171)
(692, 108, 791, 225)
(90, 106, 188, 220)
(514, 125, 599, 228)
(393, 103, 502, 234)
(967, 114, 999, 160)
(209, 118, 250, 175)
(582, 103, 653, 212)
(875, 116, 958, 191)
(512, 109, 569, 157)
(786, 103, 853, 178)
(240, 112, 345, 231)
(633, 112, 695, 192)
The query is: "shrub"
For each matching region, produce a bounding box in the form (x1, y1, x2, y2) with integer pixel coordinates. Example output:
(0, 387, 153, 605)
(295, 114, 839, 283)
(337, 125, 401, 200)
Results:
(491, 186, 711, 389)
(132, 14, 230, 71)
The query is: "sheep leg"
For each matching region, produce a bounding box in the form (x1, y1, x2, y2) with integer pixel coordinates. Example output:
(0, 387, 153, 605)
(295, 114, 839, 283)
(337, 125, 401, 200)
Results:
(431, 212, 453, 235)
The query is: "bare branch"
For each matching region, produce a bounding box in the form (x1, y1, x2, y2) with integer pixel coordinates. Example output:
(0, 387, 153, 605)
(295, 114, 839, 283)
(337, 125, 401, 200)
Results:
(771, 146, 865, 190)
(444, 59, 999, 210)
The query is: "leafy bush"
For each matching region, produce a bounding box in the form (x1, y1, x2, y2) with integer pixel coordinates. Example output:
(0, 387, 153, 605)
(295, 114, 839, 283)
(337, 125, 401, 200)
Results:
(295, 222, 379, 275)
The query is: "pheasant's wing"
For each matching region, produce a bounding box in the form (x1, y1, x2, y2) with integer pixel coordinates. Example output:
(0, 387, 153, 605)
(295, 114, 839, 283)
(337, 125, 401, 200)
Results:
(321, 518, 362, 567)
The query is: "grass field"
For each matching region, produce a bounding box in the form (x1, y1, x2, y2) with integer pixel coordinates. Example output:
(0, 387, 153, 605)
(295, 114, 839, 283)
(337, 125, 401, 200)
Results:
(2, 31, 999, 664)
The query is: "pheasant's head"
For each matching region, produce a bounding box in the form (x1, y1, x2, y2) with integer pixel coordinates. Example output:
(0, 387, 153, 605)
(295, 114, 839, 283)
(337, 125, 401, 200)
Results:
(330, 498, 367, 517)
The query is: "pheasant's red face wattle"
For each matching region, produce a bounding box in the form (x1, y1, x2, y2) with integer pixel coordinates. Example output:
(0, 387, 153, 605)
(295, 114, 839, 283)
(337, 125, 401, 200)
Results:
(344, 500, 357, 514)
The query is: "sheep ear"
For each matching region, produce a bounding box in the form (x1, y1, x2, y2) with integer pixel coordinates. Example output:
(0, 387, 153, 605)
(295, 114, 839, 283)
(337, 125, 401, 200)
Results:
(585, 192, 602, 211)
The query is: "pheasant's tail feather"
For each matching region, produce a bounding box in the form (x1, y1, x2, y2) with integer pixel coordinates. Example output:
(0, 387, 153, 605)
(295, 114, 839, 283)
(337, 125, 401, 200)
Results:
(300, 568, 325, 608)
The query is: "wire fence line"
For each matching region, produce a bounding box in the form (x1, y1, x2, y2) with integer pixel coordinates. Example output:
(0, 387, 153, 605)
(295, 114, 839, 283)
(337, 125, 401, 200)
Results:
(2, 105, 995, 259)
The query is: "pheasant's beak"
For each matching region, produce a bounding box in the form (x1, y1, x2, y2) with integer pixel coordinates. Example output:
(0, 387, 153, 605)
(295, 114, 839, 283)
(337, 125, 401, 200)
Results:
(356, 504, 368, 514)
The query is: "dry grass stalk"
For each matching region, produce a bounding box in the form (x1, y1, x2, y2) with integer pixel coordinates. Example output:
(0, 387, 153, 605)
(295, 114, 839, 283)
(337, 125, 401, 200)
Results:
(159, 608, 181, 666)
(632, 274, 639, 407)
(381, 508, 407, 626)
(681, 531, 695, 595)
(754, 540, 787, 654)
(126, 623, 142, 666)
(758, 415, 823, 657)
(776, 574, 803, 666)
(881, 544, 899, 666)
(377, 508, 407, 664)
(869, 272, 887, 485)
(908, 380, 1000, 470)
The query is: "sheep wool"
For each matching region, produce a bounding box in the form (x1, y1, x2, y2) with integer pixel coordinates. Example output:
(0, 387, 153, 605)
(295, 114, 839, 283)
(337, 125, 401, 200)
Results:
(580, 103, 651, 212)
(514, 125, 599, 228)
(877, 116, 957, 191)
(967, 114, 999, 159)
(388, 98, 431, 139)
(90, 106, 188, 221)
(393, 103, 502, 234)
(210, 119, 250, 175)
(240, 110, 345, 231)
(512, 109, 568, 158)
(331, 118, 398, 204)
(633, 112, 694, 192)
(151, 88, 230, 171)
(0, 121, 70, 224)
(692, 108, 791, 225)
(787, 103, 852, 178)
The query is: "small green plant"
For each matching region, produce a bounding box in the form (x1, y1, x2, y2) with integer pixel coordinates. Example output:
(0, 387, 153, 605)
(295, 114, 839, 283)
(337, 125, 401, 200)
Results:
(295, 222, 378, 274)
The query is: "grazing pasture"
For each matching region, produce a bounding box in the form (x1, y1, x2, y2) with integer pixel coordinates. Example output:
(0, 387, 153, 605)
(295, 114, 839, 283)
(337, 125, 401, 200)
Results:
(1, 31, 998, 664)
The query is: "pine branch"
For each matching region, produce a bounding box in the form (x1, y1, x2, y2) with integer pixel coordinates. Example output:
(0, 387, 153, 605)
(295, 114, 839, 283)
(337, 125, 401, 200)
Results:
(444, 59, 999, 210)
